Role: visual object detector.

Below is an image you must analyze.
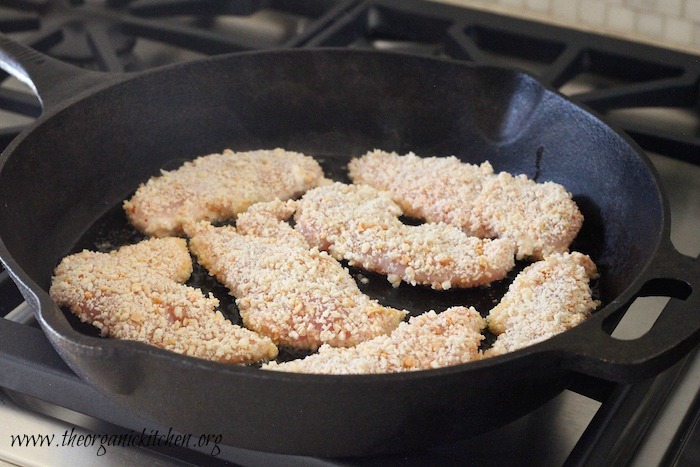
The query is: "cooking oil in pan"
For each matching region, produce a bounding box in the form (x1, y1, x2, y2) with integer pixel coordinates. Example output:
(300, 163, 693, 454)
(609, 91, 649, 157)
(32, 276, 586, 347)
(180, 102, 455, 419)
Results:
(65, 198, 600, 361)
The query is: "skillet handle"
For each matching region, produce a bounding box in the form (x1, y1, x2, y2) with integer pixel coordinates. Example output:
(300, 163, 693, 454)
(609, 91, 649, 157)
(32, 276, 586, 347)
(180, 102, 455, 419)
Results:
(558, 245, 699, 382)
(0, 32, 112, 112)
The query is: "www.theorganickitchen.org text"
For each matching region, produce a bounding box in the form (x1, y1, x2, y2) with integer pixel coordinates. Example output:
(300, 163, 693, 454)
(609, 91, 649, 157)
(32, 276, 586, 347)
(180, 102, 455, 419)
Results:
(9, 427, 222, 457)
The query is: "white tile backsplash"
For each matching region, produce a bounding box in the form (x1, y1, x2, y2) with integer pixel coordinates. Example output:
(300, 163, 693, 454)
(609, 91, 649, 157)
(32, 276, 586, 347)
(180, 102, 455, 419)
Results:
(579, 0, 607, 26)
(525, 0, 551, 12)
(607, 5, 636, 33)
(687, 0, 700, 22)
(498, 0, 525, 8)
(657, 0, 683, 16)
(626, 0, 657, 12)
(664, 17, 693, 44)
(637, 12, 663, 36)
(550, 0, 578, 21)
(432, 0, 700, 53)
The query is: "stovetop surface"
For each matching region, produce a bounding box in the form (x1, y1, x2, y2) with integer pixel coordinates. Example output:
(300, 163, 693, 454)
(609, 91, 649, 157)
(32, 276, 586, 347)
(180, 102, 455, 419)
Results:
(0, 1, 699, 466)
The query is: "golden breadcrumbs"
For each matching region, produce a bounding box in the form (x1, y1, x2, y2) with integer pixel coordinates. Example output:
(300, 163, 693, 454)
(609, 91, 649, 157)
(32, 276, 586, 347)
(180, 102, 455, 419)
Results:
(186, 200, 407, 351)
(294, 182, 516, 289)
(348, 149, 583, 260)
(263, 306, 485, 374)
(485, 252, 599, 356)
(124, 148, 328, 237)
(49, 237, 278, 364)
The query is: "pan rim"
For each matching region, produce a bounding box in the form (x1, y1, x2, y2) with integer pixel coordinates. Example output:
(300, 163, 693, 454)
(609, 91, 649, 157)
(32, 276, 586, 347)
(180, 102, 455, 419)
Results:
(0, 46, 671, 381)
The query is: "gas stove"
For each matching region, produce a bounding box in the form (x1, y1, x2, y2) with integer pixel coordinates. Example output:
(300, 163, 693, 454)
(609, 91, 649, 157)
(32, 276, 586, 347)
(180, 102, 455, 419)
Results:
(0, 1, 699, 465)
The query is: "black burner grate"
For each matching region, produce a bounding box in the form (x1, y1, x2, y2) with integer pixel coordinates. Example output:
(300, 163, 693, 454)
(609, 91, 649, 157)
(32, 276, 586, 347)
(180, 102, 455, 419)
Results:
(0, 0, 358, 145)
(1, 0, 698, 163)
(0, 0, 355, 63)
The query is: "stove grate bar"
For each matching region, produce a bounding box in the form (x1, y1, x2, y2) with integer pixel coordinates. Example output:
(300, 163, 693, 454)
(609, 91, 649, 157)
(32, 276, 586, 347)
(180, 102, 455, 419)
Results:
(126, 0, 255, 17)
(621, 125, 700, 165)
(565, 350, 698, 467)
(14, 24, 63, 51)
(84, 23, 125, 72)
(0, 270, 23, 316)
(0, 87, 41, 117)
(661, 368, 700, 466)
(572, 75, 699, 112)
(1, 0, 49, 12)
(4, 301, 32, 323)
(0, 10, 39, 32)
(443, 23, 488, 62)
(0, 125, 24, 150)
(0, 317, 138, 425)
(116, 14, 255, 55)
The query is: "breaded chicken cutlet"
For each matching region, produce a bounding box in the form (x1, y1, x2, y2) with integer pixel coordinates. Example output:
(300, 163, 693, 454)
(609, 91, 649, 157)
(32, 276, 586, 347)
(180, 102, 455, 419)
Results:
(485, 252, 599, 356)
(124, 148, 328, 237)
(49, 237, 278, 364)
(348, 150, 583, 260)
(186, 200, 407, 351)
(263, 306, 485, 374)
(294, 182, 516, 290)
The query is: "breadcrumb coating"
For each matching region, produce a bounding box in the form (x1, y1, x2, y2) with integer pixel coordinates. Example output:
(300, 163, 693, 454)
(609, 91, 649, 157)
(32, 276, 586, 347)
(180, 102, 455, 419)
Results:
(485, 252, 599, 356)
(294, 182, 516, 289)
(348, 150, 583, 260)
(263, 306, 485, 374)
(186, 200, 407, 351)
(124, 148, 328, 237)
(348, 150, 490, 230)
(53, 146, 599, 372)
(471, 172, 584, 259)
(49, 237, 278, 364)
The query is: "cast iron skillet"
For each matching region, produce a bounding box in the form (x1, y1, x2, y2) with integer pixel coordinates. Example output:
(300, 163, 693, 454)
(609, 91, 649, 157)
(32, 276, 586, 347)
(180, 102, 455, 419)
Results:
(0, 35, 698, 457)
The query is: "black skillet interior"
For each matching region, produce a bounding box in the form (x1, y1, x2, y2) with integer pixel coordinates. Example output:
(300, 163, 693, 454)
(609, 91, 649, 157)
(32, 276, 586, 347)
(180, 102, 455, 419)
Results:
(67, 167, 538, 360)
(0, 49, 663, 313)
(0, 49, 672, 455)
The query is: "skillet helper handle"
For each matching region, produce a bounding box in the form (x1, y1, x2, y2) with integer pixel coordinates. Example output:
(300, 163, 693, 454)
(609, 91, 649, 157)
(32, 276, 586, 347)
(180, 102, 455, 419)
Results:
(0, 33, 108, 112)
(560, 245, 699, 382)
